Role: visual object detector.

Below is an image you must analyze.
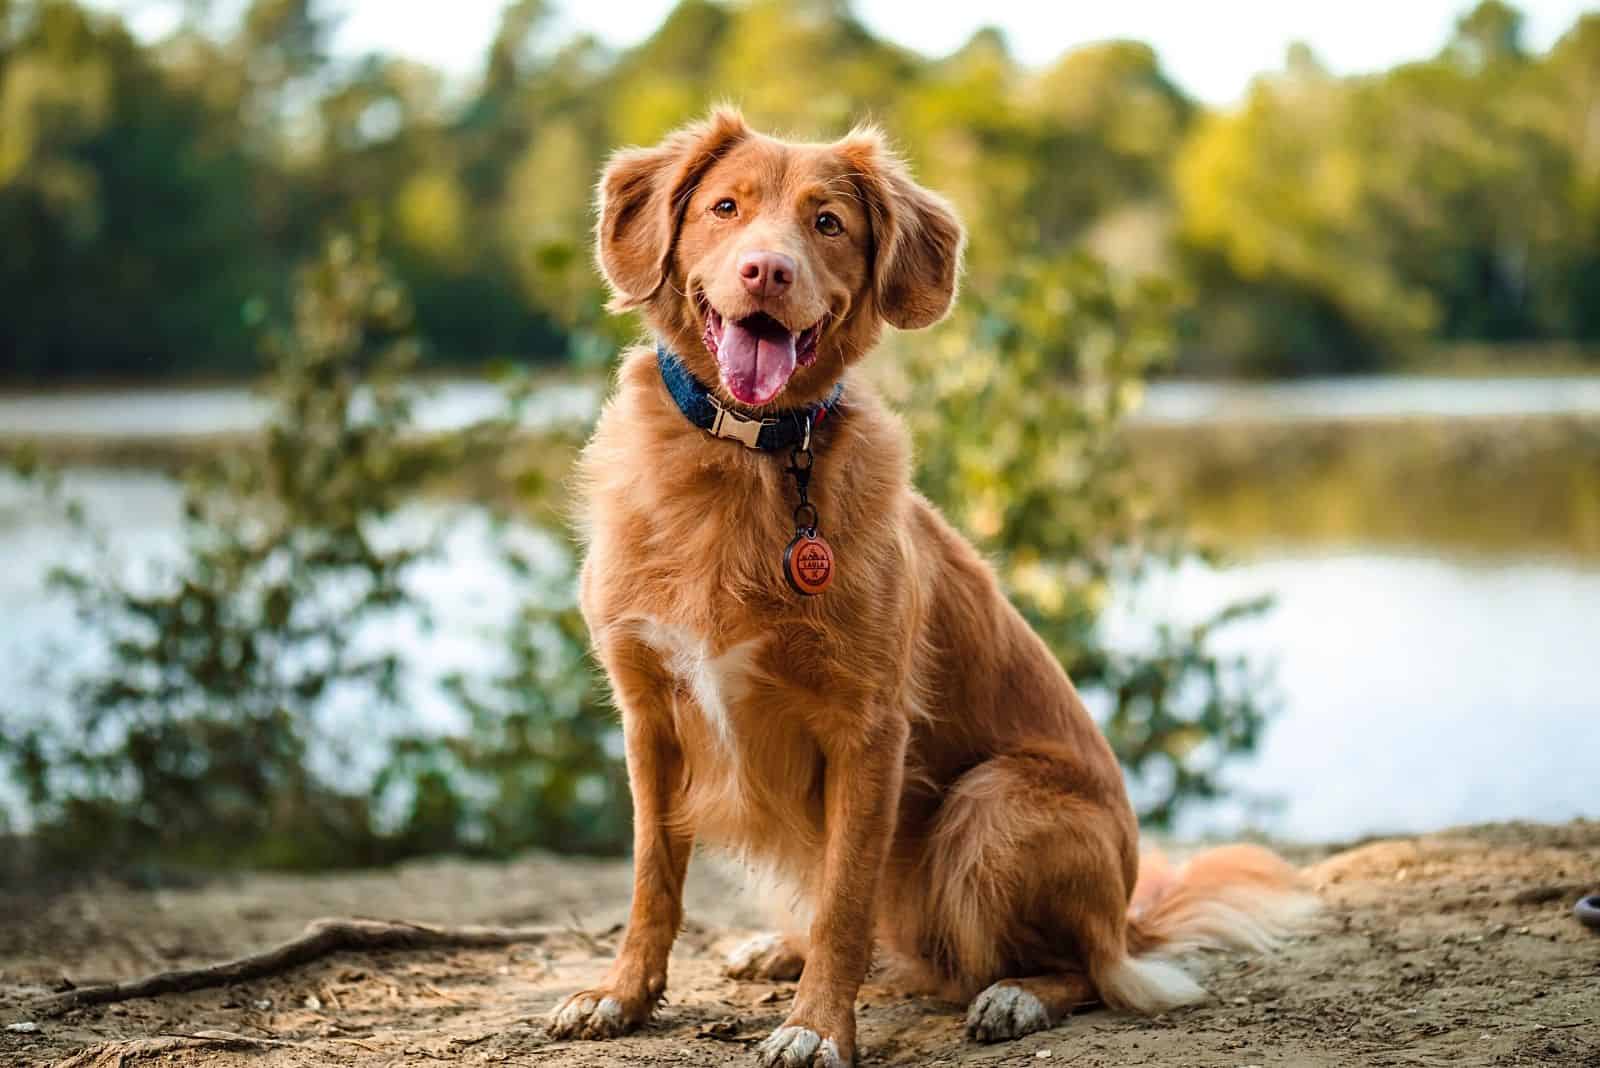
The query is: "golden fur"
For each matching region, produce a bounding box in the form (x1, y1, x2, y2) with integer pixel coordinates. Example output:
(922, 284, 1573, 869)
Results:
(548, 110, 1314, 1067)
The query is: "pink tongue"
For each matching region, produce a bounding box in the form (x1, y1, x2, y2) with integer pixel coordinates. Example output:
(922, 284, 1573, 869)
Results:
(717, 316, 797, 405)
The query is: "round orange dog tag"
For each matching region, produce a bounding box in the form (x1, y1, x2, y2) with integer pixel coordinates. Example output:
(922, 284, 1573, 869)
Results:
(783, 531, 835, 596)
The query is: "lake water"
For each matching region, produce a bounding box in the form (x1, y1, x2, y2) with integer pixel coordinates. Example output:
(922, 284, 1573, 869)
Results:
(1101, 553, 1596, 839)
(6, 374, 1600, 439)
(1, 378, 1597, 842)
(0, 379, 600, 438)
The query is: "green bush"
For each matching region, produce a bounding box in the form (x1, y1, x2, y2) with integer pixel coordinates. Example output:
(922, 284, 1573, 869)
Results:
(886, 253, 1272, 825)
(0, 233, 623, 873)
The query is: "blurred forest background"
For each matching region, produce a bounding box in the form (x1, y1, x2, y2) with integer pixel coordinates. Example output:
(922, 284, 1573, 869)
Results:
(3, 0, 1599, 383)
(2, 0, 1598, 882)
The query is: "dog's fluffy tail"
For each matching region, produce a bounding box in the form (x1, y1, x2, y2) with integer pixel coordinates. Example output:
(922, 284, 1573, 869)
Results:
(1093, 844, 1318, 1015)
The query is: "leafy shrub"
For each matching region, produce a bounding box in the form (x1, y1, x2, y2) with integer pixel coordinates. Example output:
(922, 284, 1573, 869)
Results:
(0, 233, 623, 873)
(885, 253, 1272, 825)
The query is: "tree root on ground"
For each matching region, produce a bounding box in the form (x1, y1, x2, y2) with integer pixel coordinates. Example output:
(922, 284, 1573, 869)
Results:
(53, 1032, 296, 1067)
(32, 917, 557, 1019)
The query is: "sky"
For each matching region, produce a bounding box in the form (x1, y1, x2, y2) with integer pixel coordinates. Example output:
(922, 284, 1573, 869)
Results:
(106, 0, 1595, 105)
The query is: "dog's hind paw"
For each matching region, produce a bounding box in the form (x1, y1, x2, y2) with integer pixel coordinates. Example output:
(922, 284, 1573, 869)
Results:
(965, 982, 1052, 1043)
(757, 1025, 850, 1067)
(726, 932, 806, 981)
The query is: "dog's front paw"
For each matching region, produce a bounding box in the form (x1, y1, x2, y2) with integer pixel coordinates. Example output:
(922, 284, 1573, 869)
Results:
(726, 932, 806, 981)
(546, 988, 650, 1040)
(965, 981, 1052, 1043)
(757, 1024, 851, 1067)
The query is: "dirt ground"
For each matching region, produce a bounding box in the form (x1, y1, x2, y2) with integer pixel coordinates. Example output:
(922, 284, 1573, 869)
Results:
(1, 821, 1596, 1067)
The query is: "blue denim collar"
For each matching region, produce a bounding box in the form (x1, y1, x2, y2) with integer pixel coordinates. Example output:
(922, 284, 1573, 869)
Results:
(655, 342, 843, 451)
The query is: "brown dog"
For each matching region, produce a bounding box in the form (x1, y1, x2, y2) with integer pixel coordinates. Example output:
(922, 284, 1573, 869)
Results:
(549, 110, 1312, 1067)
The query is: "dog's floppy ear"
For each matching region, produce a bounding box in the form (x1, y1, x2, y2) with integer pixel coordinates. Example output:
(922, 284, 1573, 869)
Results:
(838, 127, 966, 330)
(595, 109, 751, 309)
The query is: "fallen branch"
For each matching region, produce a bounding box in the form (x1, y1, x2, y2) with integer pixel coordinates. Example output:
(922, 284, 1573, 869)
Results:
(53, 1031, 292, 1067)
(33, 916, 557, 1019)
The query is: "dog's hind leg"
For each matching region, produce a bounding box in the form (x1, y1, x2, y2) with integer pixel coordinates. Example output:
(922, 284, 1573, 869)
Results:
(965, 972, 1096, 1042)
(885, 745, 1141, 1042)
(726, 930, 808, 981)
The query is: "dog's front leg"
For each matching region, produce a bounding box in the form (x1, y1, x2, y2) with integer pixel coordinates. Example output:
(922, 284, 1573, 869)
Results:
(549, 636, 691, 1040)
(759, 715, 908, 1068)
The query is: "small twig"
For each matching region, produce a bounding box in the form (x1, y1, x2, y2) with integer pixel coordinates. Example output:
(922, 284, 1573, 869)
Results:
(155, 1030, 297, 1048)
(236, 1015, 282, 1037)
(696, 1019, 759, 1046)
(404, 1046, 455, 1061)
(422, 981, 466, 1003)
(318, 980, 344, 1013)
(32, 916, 557, 1019)
(565, 910, 609, 956)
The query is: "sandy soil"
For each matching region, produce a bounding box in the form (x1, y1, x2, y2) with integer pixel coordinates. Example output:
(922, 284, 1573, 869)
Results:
(1, 821, 1596, 1067)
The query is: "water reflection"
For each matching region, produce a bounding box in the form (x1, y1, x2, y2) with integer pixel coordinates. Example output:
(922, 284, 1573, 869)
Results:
(0, 380, 600, 438)
(1101, 552, 1597, 841)
(7, 375, 1600, 439)
(3, 464, 1593, 841)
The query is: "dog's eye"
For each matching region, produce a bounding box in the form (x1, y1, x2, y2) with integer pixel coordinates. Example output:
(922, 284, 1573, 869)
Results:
(815, 211, 844, 237)
(711, 198, 738, 219)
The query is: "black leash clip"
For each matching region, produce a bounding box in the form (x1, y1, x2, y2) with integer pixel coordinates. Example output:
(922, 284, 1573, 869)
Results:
(787, 441, 817, 534)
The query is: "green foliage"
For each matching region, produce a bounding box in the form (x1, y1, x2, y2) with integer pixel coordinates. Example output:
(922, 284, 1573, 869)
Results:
(888, 255, 1271, 825)
(379, 547, 628, 858)
(1175, 3, 1600, 370)
(0, 0, 269, 378)
(5, 233, 437, 868)
(0, 234, 625, 872)
(3, 0, 1598, 381)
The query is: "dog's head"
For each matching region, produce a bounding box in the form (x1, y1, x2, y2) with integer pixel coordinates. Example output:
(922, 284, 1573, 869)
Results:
(596, 109, 965, 408)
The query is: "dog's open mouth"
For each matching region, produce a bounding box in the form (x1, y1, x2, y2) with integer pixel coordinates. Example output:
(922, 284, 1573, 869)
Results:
(700, 299, 822, 406)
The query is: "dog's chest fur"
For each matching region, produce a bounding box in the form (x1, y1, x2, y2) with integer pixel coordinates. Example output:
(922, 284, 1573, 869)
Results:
(627, 615, 827, 866)
(635, 618, 762, 752)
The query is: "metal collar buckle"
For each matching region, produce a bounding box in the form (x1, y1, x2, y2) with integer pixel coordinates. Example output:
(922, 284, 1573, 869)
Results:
(707, 397, 774, 449)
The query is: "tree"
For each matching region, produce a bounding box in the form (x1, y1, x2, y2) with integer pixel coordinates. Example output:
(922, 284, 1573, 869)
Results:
(5, 0, 1600, 383)
(1449, 0, 1526, 69)
(0, 0, 267, 379)
(1172, 3, 1599, 370)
